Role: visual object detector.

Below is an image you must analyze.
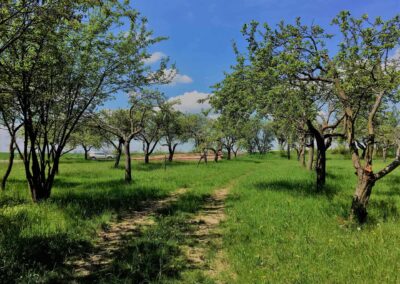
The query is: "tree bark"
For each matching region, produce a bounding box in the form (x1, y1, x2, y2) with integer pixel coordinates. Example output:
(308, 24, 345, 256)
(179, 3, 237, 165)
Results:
(286, 143, 291, 160)
(83, 145, 89, 160)
(168, 143, 178, 162)
(144, 153, 150, 164)
(227, 147, 232, 160)
(1, 138, 15, 190)
(114, 140, 123, 168)
(315, 145, 326, 191)
(124, 140, 132, 182)
(307, 139, 314, 171)
(307, 120, 326, 191)
(351, 170, 375, 223)
(27, 158, 59, 202)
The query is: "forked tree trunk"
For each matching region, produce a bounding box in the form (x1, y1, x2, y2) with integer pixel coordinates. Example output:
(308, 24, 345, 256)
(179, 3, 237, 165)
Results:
(124, 140, 132, 182)
(168, 143, 178, 162)
(233, 148, 238, 158)
(1, 138, 15, 190)
(351, 170, 376, 223)
(26, 158, 59, 202)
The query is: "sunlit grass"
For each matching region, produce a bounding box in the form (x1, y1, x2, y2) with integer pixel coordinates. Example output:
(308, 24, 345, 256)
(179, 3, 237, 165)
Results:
(1, 153, 400, 282)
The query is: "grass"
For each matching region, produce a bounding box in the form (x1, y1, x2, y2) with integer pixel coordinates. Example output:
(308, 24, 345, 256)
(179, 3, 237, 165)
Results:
(0, 152, 400, 283)
(218, 153, 400, 283)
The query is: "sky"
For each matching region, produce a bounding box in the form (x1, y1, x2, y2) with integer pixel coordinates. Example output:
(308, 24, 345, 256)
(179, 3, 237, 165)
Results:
(123, 0, 400, 109)
(1, 0, 400, 152)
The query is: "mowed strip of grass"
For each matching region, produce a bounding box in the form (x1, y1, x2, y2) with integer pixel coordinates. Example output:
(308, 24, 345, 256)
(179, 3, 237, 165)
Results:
(0, 156, 256, 283)
(219, 154, 400, 283)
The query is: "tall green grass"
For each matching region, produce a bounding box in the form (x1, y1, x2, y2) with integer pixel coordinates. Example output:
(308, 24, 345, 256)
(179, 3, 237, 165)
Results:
(219, 154, 400, 283)
(1, 153, 400, 283)
(0, 156, 257, 282)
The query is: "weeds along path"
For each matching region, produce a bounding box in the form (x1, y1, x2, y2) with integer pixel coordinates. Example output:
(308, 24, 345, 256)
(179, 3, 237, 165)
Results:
(66, 188, 187, 280)
(182, 178, 245, 282)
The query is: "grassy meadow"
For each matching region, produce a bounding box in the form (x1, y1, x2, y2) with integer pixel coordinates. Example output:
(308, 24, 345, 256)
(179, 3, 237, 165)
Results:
(0, 152, 400, 283)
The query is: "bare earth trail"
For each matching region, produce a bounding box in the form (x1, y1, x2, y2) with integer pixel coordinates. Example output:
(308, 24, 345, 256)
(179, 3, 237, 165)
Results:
(183, 179, 241, 283)
(66, 188, 187, 280)
(66, 174, 247, 282)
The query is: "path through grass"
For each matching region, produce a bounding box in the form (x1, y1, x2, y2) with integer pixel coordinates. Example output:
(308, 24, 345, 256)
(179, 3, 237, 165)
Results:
(1, 153, 400, 283)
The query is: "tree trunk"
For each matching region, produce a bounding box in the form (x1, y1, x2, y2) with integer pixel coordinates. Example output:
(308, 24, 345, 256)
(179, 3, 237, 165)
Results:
(83, 145, 89, 160)
(1, 138, 15, 190)
(54, 162, 59, 175)
(26, 160, 58, 202)
(307, 120, 326, 190)
(351, 171, 376, 223)
(227, 147, 231, 160)
(315, 145, 326, 191)
(144, 154, 150, 164)
(29, 183, 52, 202)
(167, 143, 178, 162)
(124, 140, 132, 182)
(307, 140, 314, 171)
(114, 140, 122, 168)
(300, 145, 306, 167)
(287, 143, 291, 160)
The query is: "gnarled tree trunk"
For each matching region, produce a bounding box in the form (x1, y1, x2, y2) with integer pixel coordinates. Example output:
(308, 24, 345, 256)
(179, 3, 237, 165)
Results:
(351, 169, 375, 223)
(307, 120, 326, 191)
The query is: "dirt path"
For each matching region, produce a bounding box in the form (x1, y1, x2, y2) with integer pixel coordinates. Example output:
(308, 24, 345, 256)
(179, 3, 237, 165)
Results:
(183, 183, 237, 282)
(66, 188, 187, 280)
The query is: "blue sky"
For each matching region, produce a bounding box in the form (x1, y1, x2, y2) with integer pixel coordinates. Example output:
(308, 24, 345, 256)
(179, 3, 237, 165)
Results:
(104, 0, 400, 110)
(1, 0, 399, 152)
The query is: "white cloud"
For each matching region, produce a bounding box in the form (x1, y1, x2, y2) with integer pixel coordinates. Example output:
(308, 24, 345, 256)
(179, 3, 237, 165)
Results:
(170, 73, 193, 85)
(169, 91, 212, 113)
(161, 69, 193, 86)
(143, 52, 166, 65)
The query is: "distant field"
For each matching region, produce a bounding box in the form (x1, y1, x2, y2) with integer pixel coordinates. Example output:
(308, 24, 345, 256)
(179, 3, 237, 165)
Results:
(0, 153, 400, 283)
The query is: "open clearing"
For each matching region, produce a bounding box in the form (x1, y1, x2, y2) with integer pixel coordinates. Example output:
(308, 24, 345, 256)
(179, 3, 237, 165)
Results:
(1, 153, 400, 283)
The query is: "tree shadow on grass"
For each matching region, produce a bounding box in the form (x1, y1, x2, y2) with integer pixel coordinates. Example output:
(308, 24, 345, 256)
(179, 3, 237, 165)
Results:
(51, 185, 169, 219)
(368, 198, 400, 223)
(375, 176, 400, 197)
(76, 192, 211, 283)
(254, 179, 339, 199)
(0, 214, 93, 283)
